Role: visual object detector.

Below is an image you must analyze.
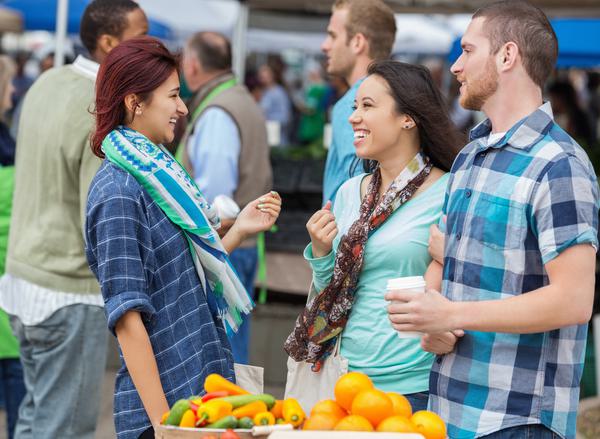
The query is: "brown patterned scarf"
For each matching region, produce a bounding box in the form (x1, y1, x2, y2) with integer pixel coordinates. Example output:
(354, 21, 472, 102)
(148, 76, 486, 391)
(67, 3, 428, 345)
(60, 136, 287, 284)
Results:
(284, 152, 432, 369)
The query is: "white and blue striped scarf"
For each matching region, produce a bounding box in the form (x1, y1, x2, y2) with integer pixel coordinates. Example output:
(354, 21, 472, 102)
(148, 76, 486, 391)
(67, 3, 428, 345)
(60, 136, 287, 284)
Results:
(102, 126, 253, 334)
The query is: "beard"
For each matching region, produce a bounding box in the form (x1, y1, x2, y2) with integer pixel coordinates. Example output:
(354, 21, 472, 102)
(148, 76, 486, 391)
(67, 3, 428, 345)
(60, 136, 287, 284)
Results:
(460, 58, 499, 111)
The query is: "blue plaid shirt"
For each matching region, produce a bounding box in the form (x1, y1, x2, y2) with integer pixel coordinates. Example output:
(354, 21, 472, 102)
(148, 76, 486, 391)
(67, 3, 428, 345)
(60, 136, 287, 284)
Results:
(431, 102, 599, 439)
(85, 161, 235, 439)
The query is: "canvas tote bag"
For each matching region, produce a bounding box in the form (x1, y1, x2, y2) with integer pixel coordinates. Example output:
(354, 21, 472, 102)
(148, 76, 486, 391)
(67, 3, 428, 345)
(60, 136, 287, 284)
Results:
(234, 363, 264, 394)
(284, 283, 349, 412)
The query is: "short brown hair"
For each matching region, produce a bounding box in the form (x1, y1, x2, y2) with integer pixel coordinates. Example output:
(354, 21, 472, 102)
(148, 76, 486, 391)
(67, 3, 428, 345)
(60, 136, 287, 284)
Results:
(473, 0, 557, 89)
(333, 0, 396, 61)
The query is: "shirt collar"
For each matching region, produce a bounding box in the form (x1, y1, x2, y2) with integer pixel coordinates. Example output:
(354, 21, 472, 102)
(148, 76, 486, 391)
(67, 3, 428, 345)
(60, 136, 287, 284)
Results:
(70, 55, 99, 81)
(469, 101, 555, 150)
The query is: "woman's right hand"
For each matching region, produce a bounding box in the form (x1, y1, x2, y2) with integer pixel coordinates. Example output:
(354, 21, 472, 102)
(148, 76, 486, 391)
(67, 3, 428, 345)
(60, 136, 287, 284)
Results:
(307, 200, 338, 258)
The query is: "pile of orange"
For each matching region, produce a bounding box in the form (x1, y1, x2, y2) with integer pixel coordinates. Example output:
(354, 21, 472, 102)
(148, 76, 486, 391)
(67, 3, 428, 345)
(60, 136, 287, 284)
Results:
(302, 371, 447, 439)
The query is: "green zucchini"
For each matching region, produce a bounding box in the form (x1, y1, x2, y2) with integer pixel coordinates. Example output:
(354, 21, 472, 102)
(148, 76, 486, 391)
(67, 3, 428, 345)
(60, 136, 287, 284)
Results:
(205, 415, 238, 429)
(220, 394, 276, 410)
(237, 416, 255, 429)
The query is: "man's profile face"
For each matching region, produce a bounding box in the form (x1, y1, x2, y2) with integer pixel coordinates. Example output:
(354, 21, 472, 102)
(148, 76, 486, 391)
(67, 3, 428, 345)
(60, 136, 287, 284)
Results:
(451, 17, 499, 111)
(321, 7, 356, 80)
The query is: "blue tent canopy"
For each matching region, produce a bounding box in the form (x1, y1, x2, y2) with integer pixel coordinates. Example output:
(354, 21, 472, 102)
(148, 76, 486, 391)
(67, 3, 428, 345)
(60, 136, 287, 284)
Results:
(2, 0, 173, 40)
(447, 18, 600, 68)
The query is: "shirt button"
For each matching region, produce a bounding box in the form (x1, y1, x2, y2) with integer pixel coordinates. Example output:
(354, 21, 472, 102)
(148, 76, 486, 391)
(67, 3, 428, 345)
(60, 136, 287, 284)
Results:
(436, 357, 443, 364)
(465, 190, 472, 198)
(480, 151, 486, 157)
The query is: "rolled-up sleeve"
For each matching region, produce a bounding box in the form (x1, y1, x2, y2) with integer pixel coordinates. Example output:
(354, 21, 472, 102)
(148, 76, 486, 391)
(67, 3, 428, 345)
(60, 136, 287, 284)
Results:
(531, 154, 599, 264)
(86, 192, 156, 335)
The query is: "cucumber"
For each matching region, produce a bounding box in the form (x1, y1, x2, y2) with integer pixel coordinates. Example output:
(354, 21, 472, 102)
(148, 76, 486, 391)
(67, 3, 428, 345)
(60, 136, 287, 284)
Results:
(220, 394, 276, 410)
(164, 399, 190, 426)
(237, 417, 254, 429)
(205, 415, 238, 429)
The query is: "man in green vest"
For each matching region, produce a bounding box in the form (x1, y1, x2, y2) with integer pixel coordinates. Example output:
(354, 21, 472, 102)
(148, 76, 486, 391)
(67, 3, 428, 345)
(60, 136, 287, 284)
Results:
(180, 32, 272, 364)
(0, 2, 148, 438)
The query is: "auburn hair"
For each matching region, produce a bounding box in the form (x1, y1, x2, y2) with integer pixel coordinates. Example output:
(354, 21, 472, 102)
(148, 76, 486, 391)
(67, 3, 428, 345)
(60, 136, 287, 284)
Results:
(91, 36, 179, 158)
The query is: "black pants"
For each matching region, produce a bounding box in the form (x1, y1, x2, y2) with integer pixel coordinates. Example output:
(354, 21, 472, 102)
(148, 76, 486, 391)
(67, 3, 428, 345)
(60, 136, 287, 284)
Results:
(138, 426, 154, 439)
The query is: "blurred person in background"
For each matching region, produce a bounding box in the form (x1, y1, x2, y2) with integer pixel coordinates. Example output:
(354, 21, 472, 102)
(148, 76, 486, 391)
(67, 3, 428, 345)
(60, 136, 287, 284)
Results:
(297, 63, 328, 145)
(258, 63, 292, 146)
(548, 79, 594, 146)
(321, 0, 396, 204)
(0, 1, 148, 438)
(8, 52, 34, 140)
(179, 31, 272, 365)
(585, 71, 600, 142)
(0, 55, 25, 439)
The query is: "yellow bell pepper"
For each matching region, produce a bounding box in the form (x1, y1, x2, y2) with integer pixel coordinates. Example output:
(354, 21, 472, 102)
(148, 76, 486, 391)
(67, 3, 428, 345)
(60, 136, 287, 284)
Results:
(179, 409, 196, 428)
(254, 411, 276, 426)
(231, 400, 268, 419)
(282, 398, 305, 427)
(204, 373, 249, 395)
(196, 399, 233, 425)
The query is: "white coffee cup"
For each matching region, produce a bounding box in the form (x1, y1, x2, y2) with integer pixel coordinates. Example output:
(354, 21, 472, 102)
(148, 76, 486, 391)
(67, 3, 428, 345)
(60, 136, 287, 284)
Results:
(386, 276, 426, 339)
(213, 195, 240, 219)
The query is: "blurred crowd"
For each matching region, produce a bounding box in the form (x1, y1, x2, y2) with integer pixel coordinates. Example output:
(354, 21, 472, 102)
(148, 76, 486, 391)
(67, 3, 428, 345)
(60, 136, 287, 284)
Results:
(4, 38, 600, 158)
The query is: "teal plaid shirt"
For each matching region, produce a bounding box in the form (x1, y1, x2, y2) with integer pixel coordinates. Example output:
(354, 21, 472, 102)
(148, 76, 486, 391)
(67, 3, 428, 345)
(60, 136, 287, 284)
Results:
(431, 102, 599, 439)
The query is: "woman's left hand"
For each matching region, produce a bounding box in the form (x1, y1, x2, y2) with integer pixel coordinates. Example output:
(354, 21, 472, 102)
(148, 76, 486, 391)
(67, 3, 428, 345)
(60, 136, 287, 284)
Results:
(233, 191, 282, 239)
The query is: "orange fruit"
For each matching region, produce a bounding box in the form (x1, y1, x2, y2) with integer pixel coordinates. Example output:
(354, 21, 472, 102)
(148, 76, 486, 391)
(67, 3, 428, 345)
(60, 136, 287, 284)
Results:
(387, 392, 413, 418)
(411, 410, 447, 439)
(310, 399, 347, 420)
(302, 413, 340, 431)
(334, 372, 374, 411)
(350, 388, 394, 427)
(333, 415, 374, 431)
(376, 415, 417, 433)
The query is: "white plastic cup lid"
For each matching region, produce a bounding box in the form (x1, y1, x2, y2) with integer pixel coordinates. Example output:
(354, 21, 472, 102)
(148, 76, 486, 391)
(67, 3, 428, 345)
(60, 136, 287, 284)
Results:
(386, 276, 426, 291)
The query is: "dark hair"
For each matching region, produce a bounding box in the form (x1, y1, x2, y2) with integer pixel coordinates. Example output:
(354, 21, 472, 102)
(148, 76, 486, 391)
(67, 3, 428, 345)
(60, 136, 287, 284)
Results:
(91, 36, 179, 157)
(80, 0, 140, 54)
(187, 32, 231, 72)
(473, 0, 557, 89)
(353, 60, 463, 174)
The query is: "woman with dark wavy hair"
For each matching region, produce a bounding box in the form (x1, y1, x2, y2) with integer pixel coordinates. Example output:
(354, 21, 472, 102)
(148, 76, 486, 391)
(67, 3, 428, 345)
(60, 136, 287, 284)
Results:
(285, 60, 462, 411)
(85, 36, 281, 439)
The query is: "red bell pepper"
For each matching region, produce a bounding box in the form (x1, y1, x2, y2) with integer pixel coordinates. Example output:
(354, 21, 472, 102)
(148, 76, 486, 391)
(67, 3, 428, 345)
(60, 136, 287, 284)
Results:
(201, 390, 229, 402)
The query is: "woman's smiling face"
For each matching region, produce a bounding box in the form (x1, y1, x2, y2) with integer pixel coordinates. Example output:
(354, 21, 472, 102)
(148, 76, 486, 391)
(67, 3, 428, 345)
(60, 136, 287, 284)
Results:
(133, 70, 188, 145)
(349, 74, 408, 163)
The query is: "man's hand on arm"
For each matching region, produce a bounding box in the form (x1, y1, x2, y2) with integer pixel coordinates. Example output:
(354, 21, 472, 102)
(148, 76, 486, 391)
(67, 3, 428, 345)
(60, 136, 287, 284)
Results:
(428, 219, 445, 265)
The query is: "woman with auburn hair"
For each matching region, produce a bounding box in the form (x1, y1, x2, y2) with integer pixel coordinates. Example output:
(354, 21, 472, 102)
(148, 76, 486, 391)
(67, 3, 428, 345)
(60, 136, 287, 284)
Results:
(85, 36, 281, 439)
(285, 60, 463, 411)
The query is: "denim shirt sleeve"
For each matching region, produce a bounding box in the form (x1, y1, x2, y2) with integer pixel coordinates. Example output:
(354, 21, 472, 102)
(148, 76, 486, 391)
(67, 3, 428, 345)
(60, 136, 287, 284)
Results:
(86, 191, 156, 335)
